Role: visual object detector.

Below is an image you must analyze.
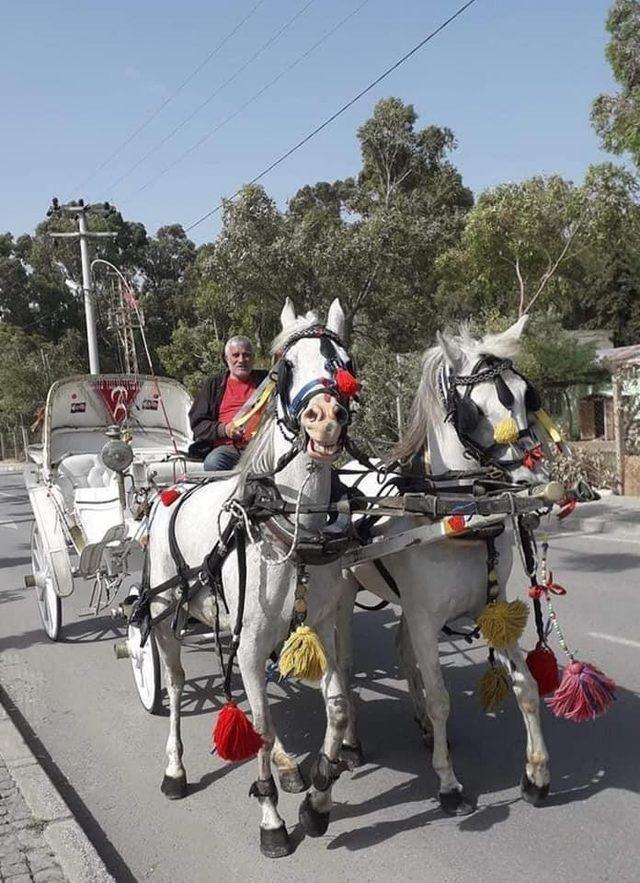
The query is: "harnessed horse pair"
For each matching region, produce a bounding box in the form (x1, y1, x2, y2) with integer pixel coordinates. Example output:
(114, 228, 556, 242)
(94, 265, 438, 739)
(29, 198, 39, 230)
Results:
(138, 306, 610, 857)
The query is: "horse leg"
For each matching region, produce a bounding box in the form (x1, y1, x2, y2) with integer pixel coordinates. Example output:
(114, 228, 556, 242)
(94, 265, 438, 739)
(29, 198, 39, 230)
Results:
(239, 642, 292, 859)
(334, 587, 363, 768)
(404, 617, 474, 816)
(299, 619, 349, 837)
(271, 736, 306, 793)
(397, 613, 434, 748)
(497, 643, 550, 805)
(154, 619, 187, 799)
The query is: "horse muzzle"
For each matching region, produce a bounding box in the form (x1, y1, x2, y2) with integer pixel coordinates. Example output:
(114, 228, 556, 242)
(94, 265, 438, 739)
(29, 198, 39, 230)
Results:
(300, 393, 349, 463)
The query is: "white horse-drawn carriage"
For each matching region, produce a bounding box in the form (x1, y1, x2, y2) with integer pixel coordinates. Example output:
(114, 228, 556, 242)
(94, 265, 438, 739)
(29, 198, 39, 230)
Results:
(24, 373, 206, 709)
(22, 302, 616, 859)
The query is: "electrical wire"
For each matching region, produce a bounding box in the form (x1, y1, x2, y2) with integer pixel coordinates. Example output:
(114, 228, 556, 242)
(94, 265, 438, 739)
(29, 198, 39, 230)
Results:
(126, 0, 370, 200)
(107, 0, 314, 195)
(73, 0, 267, 193)
(185, 0, 477, 233)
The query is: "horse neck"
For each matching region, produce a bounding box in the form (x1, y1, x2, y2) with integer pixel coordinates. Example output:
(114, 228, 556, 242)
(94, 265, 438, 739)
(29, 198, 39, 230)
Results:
(271, 424, 332, 531)
(426, 416, 477, 477)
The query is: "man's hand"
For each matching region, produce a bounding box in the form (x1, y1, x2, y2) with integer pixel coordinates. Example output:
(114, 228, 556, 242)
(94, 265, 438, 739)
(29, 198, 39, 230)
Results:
(224, 422, 245, 442)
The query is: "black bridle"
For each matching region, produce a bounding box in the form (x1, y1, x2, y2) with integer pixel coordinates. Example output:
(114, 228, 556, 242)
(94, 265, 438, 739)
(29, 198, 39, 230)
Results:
(440, 355, 542, 474)
(274, 324, 358, 437)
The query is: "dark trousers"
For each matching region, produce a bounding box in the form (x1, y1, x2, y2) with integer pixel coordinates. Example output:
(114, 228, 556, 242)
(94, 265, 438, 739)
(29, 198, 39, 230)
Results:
(203, 446, 242, 472)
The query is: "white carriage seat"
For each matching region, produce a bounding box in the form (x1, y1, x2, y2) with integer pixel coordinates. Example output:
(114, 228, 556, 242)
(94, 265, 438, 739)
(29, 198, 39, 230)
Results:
(56, 454, 121, 543)
(74, 487, 123, 544)
(57, 453, 116, 489)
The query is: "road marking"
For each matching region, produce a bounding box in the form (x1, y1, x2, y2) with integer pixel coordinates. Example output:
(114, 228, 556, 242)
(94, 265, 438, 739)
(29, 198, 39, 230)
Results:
(588, 631, 640, 649)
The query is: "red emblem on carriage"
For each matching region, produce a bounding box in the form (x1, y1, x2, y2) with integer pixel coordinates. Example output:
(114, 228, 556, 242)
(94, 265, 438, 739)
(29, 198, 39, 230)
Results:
(92, 379, 140, 423)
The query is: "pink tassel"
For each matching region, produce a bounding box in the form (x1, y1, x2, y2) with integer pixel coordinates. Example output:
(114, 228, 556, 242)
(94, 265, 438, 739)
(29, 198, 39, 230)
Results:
(546, 661, 616, 722)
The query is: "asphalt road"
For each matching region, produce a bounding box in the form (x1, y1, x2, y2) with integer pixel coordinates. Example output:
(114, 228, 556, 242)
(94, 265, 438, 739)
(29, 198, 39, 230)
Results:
(1, 471, 639, 883)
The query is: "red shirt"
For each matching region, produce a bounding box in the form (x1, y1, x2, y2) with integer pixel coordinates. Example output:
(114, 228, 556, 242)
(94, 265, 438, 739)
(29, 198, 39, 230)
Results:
(215, 375, 257, 447)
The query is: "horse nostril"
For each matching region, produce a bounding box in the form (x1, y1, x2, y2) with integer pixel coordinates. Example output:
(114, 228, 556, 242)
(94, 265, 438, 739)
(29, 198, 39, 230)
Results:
(333, 404, 349, 426)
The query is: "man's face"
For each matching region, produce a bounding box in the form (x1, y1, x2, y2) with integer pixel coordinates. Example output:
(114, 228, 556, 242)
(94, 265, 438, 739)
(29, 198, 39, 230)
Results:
(226, 343, 253, 380)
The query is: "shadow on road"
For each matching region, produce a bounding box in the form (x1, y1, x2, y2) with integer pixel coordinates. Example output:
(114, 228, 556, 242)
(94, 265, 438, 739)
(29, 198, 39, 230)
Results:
(167, 606, 640, 854)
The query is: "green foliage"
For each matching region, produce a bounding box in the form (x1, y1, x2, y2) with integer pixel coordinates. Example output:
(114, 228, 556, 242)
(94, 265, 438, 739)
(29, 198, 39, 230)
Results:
(592, 0, 640, 167)
(516, 316, 600, 389)
(350, 340, 422, 453)
(0, 325, 85, 430)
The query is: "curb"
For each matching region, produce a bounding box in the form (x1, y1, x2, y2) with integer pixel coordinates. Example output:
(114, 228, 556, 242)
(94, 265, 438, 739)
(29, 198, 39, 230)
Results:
(0, 465, 23, 474)
(0, 705, 113, 882)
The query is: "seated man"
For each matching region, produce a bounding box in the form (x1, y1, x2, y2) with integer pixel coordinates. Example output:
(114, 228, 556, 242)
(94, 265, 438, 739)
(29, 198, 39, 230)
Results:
(189, 335, 267, 471)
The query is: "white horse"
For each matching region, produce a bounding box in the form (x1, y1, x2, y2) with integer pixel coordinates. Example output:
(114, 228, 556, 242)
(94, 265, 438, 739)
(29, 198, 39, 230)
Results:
(337, 316, 555, 814)
(146, 299, 358, 857)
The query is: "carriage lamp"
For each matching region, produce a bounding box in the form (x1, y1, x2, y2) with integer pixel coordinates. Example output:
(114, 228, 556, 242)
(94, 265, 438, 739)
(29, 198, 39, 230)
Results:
(101, 439, 134, 473)
(101, 440, 134, 517)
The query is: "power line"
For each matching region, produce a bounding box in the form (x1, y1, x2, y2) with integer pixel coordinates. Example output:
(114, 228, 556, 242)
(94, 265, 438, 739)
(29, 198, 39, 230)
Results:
(106, 0, 314, 196)
(74, 0, 267, 192)
(126, 0, 370, 200)
(184, 0, 477, 234)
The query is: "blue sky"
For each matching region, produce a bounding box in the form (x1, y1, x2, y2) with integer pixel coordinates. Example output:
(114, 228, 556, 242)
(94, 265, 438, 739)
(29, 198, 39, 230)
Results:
(1, 0, 616, 244)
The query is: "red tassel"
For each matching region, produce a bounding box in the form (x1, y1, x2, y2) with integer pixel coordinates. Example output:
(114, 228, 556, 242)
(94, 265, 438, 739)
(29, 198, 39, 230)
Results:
(160, 488, 181, 506)
(557, 498, 577, 520)
(213, 702, 263, 761)
(522, 444, 544, 471)
(526, 643, 560, 696)
(546, 661, 616, 722)
(335, 368, 360, 399)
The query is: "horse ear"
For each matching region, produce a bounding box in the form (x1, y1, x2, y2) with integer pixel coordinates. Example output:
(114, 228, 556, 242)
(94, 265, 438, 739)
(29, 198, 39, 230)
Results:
(503, 314, 528, 341)
(437, 331, 461, 368)
(481, 314, 529, 357)
(326, 298, 346, 341)
(280, 298, 297, 330)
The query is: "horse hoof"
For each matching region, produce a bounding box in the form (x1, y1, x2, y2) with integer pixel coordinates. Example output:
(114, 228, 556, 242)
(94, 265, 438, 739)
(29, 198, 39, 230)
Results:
(439, 789, 475, 816)
(260, 824, 293, 859)
(160, 773, 187, 800)
(298, 794, 330, 837)
(341, 740, 364, 769)
(521, 773, 549, 806)
(278, 765, 307, 794)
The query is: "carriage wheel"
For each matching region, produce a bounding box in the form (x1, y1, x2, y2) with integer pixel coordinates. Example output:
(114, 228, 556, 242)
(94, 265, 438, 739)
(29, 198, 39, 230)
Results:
(128, 622, 162, 714)
(30, 523, 62, 641)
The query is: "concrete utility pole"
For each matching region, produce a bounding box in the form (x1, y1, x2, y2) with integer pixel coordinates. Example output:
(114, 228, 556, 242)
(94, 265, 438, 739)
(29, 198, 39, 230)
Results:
(47, 199, 117, 374)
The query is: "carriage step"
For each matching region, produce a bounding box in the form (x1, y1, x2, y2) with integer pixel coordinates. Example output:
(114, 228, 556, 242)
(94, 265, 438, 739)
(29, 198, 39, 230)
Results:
(24, 574, 36, 588)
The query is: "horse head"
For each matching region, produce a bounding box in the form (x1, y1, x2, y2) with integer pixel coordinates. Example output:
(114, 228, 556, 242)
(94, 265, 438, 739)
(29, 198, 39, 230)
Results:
(399, 316, 553, 484)
(273, 298, 357, 464)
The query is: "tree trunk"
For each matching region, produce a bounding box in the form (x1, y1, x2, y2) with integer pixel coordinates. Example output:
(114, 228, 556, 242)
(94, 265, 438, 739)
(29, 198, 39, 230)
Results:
(612, 373, 625, 495)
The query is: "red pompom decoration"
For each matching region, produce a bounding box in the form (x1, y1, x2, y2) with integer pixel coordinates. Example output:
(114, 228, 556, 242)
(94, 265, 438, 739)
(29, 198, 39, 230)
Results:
(446, 515, 466, 533)
(335, 368, 360, 399)
(160, 488, 181, 506)
(546, 660, 616, 722)
(213, 702, 263, 761)
(526, 643, 560, 696)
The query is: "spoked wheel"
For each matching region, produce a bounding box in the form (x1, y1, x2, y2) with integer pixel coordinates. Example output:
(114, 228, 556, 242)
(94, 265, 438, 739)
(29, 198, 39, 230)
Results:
(30, 523, 62, 641)
(128, 621, 163, 714)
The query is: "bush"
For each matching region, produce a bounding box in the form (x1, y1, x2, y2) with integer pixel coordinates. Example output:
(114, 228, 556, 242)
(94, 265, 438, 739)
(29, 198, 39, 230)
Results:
(551, 447, 616, 490)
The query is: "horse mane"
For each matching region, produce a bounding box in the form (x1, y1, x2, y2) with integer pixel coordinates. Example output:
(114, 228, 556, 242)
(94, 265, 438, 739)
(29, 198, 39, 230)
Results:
(391, 322, 524, 463)
(270, 311, 320, 355)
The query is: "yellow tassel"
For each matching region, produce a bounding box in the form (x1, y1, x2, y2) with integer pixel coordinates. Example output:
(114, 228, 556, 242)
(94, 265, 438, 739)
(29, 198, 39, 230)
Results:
(279, 625, 327, 681)
(493, 416, 519, 445)
(479, 663, 511, 712)
(477, 599, 528, 648)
